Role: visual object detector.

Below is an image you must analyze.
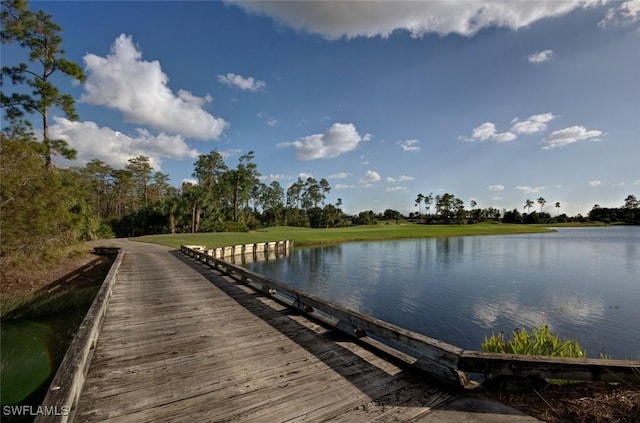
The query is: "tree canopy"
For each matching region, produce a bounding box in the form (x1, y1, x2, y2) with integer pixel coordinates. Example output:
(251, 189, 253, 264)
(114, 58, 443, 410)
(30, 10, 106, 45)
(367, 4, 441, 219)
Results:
(1, 0, 85, 169)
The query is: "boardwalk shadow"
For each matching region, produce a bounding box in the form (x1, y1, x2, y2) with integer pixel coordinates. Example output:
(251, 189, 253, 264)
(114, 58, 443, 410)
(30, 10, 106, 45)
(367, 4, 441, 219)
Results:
(2, 255, 113, 319)
(169, 250, 455, 412)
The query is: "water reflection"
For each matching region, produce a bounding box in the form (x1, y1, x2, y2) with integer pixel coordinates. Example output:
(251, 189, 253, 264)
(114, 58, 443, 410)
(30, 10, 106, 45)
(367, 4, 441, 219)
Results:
(551, 294, 605, 323)
(472, 292, 605, 331)
(246, 227, 640, 358)
(472, 296, 548, 330)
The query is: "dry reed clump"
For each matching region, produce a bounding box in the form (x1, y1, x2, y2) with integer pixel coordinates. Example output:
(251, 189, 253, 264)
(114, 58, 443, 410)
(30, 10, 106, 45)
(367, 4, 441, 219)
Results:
(485, 381, 640, 423)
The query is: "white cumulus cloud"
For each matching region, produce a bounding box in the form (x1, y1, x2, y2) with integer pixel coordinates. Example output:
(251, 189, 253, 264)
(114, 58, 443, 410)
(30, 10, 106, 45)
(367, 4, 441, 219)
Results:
(278, 123, 365, 160)
(462, 122, 516, 143)
(589, 180, 603, 186)
(257, 112, 277, 126)
(542, 125, 603, 149)
(399, 139, 421, 152)
(50, 117, 199, 169)
(386, 186, 408, 192)
(528, 49, 554, 63)
(258, 174, 288, 182)
(218, 73, 266, 91)
(82, 34, 227, 140)
(228, 1, 598, 38)
(359, 170, 381, 184)
(599, 0, 640, 27)
(329, 172, 350, 179)
(488, 184, 505, 191)
(387, 175, 414, 183)
(511, 113, 556, 134)
(336, 183, 356, 190)
(516, 185, 546, 194)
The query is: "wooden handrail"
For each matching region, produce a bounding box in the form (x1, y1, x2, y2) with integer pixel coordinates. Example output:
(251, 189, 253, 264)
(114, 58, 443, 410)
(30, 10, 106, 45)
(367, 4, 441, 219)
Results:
(182, 244, 640, 387)
(35, 247, 124, 423)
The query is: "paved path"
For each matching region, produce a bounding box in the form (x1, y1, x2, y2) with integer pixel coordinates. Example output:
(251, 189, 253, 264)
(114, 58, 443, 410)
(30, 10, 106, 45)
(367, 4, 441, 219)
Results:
(74, 239, 539, 422)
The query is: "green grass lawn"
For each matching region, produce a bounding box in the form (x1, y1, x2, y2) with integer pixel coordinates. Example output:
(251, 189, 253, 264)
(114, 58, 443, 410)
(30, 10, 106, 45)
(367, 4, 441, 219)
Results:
(134, 222, 554, 250)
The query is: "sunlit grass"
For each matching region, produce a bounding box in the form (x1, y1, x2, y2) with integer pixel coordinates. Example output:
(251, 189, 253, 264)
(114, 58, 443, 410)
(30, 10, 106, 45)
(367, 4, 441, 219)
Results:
(133, 222, 553, 250)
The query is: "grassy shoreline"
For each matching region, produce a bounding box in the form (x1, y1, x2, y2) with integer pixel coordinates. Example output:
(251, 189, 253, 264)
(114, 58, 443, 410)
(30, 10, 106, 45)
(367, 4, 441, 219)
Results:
(134, 222, 555, 250)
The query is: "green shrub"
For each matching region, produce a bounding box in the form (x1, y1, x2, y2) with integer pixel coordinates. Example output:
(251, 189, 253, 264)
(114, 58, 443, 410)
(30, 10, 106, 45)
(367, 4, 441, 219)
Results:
(95, 223, 115, 239)
(481, 325, 585, 358)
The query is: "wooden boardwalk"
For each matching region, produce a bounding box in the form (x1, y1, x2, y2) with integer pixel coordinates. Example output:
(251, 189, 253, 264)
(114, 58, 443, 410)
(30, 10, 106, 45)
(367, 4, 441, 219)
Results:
(73, 241, 458, 422)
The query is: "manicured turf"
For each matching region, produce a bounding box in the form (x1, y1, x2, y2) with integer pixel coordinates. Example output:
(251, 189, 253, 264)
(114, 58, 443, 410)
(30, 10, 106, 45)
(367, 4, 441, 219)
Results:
(134, 222, 554, 250)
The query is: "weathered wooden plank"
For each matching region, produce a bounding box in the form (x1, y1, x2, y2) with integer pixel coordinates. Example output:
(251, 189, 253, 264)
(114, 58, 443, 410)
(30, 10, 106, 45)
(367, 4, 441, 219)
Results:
(91, 323, 300, 363)
(81, 333, 337, 400)
(328, 384, 453, 423)
(94, 354, 405, 423)
(78, 333, 396, 420)
(242, 374, 412, 422)
(459, 351, 640, 383)
(78, 346, 385, 421)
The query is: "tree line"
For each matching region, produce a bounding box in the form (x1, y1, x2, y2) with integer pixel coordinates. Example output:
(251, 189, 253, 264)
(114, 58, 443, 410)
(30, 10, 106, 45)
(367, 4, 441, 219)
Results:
(77, 151, 347, 237)
(588, 195, 640, 225)
(411, 192, 640, 225)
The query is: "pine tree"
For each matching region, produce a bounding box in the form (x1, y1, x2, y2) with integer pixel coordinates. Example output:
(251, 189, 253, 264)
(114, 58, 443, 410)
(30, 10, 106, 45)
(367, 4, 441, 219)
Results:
(1, 0, 86, 169)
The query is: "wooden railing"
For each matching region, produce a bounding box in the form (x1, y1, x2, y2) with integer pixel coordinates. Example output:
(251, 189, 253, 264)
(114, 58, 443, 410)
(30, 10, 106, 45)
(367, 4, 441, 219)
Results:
(193, 240, 292, 260)
(182, 244, 640, 387)
(35, 247, 124, 423)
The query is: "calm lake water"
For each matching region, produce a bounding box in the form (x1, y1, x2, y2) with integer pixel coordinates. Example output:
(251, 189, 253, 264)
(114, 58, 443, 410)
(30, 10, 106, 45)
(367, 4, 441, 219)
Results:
(246, 226, 640, 359)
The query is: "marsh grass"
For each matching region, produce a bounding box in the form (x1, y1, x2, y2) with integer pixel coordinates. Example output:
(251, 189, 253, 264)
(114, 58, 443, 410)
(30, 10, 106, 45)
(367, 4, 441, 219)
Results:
(481, 325, 586, 358)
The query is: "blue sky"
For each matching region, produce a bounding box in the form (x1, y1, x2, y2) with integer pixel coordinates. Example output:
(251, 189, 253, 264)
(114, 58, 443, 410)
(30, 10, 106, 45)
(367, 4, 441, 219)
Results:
(4, 1, 639, 215)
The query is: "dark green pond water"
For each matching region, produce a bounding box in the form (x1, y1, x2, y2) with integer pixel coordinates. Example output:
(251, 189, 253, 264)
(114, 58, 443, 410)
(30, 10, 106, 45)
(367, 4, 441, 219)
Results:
(1, 297, 95, 422)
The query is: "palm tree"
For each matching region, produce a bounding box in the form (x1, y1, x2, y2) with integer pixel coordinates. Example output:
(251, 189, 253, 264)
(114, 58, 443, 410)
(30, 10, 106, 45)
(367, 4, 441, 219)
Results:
(537, 197, 546, 213)
(161, 188, 181, 234)
(415, 193, 425, 218)
(524, 199, 534, 214)
(319, 178, 331, 208)
(555, 201, 561, 216)
(425, 193, 434, 218)
(181, 182, 206, 233)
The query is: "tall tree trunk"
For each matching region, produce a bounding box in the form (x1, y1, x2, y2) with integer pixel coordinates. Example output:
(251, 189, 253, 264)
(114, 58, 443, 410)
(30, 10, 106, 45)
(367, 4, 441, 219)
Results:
(169, 212, 176, 234)
(191, 204, 197, 233)
(233, 173, 240, 222)
(195, 205, 201, 233)
(43, 108, 52, 171)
